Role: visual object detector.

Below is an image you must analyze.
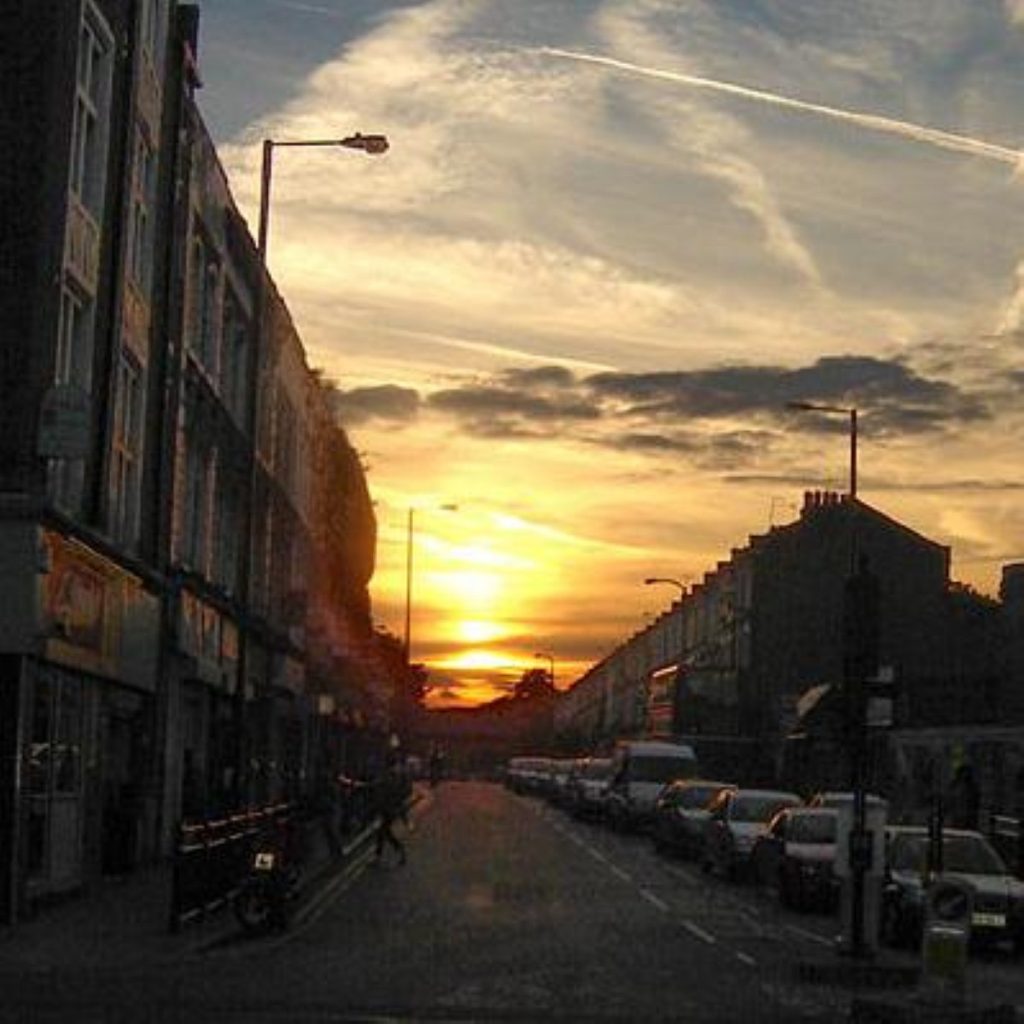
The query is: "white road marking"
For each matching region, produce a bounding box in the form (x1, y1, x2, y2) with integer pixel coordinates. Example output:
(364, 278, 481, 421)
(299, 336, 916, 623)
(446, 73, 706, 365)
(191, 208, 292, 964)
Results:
(609, 864, 633, 883)
(681, 919, 717, 945)
(640, 889, 670, 913)
(585, 846, 609, 864)
(736, 951, 757, 967)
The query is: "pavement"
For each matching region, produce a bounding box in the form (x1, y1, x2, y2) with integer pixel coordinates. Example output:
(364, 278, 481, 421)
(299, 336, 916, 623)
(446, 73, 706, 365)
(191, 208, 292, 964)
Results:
(0, 814, 381, 972)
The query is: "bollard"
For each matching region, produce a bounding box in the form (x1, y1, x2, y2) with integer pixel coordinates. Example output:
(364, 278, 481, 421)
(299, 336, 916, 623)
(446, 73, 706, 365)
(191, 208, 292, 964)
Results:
(920, 877, 972, 1006)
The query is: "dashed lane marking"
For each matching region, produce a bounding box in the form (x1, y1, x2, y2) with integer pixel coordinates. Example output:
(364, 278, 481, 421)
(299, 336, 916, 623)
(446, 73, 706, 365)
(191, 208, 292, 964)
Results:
(736, 951, 757, 967)
(681, 919, 717, 945)
(609, 864, 633, 884)
(640, 889, 670, 913)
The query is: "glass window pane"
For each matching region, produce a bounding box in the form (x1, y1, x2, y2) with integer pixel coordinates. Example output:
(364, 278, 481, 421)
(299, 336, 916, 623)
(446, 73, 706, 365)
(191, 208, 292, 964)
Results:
(54, 677, 82, 794)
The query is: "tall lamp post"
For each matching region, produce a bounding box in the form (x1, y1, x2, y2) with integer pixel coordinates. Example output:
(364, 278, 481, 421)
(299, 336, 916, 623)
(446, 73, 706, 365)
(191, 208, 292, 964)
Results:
(644, 578, 688, 736)
(237, 131, 388, 805)
(787, 399, 877, 960)
(257, 133, 389, 260)
(785, 401, 858, 500)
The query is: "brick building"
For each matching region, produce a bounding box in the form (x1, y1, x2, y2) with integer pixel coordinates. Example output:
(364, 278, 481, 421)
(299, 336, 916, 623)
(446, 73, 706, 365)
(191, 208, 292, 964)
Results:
(0, 2, 386, 922)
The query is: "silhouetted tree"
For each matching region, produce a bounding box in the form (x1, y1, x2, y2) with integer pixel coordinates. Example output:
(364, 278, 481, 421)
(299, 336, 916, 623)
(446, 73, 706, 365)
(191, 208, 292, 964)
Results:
(514, 668, 555, 702)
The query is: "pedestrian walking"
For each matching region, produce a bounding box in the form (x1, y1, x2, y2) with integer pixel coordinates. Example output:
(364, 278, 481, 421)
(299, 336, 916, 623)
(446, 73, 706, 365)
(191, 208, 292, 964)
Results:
(373, 762, 408, 866)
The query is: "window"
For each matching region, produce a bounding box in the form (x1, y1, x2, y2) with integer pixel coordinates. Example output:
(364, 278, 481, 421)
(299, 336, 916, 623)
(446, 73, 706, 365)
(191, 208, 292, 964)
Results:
(70, 5, 113, 215)
(182, 436, 215, 573)
(214, 478, 242, 594)
(48, 285, 92, 512)
(220, 292, 251, 424)
(188, 234, 219, 375)
(128, 131, 155, 294)
(109, 352, 144, 548)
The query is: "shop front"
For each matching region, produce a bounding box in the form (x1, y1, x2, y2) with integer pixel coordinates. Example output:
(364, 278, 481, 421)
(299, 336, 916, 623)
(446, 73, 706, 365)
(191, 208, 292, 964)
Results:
(3, 529, 160, 919)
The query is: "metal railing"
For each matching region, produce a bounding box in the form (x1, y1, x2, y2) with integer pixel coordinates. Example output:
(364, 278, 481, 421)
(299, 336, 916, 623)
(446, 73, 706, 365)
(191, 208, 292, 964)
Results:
(168, 802, 293, 933)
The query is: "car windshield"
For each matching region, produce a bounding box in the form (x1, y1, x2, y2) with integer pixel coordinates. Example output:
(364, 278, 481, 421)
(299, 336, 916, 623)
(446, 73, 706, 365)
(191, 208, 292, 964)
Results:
(890, 834, 1007, 875)
(678, 785, 723, 809)
(788, 814, 836, 843)
(628, 756, 696, 784)
(731, 795, 796, 822)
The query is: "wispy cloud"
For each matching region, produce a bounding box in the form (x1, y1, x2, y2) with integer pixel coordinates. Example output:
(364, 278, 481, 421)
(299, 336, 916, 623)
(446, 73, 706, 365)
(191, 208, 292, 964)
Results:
(537, 48, 1023, 169)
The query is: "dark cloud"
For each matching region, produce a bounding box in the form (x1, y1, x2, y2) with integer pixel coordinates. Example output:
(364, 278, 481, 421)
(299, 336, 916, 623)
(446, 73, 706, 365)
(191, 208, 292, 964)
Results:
(330, 385, 420, 426)
(336, 356, 994, 464)
(586, 356, 987, 429)
(426, 380, 601, 439)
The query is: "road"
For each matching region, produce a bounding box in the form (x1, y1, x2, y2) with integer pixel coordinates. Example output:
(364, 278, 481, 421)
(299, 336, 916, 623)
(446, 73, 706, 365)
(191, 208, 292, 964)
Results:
(6, 782, 1024, 1022)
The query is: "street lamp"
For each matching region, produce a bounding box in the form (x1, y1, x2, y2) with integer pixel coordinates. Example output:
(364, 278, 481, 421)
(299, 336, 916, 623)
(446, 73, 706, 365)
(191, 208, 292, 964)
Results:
(257, 133, 389, 260)
(235, 131, 388, 807)
(785, 401, 858, 499)
(534, 651, 555, 689)
(788, 400, 879, 959)
(404, 504, 458, 664)
(644, 577, 687, 597)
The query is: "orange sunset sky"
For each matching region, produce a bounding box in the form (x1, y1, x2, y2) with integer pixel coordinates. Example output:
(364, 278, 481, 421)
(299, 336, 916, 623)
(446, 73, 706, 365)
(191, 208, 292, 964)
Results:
(196, 0, 1024, 705)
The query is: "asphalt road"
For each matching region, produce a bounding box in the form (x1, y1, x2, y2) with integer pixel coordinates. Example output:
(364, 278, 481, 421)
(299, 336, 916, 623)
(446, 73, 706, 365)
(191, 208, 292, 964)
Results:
(6, 782, 1024, 1022)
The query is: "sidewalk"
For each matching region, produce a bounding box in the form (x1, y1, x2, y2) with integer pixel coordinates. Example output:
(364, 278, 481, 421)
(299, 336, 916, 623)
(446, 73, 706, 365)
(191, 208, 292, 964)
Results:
(0, 815, 380, 973)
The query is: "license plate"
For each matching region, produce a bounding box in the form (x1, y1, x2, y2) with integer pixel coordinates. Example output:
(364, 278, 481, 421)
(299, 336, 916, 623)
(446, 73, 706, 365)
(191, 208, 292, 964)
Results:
(971, 912, 1005, 928)
(254, 852, 276, 871)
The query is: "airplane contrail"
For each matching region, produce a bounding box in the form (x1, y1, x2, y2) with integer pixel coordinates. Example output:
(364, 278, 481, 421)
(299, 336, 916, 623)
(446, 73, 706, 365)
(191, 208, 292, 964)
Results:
(538, 47, 1022, 169)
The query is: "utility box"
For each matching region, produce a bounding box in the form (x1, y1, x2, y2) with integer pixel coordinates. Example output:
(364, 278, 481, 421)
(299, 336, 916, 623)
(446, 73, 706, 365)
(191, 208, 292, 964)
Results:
(921, 877, 972, 1003)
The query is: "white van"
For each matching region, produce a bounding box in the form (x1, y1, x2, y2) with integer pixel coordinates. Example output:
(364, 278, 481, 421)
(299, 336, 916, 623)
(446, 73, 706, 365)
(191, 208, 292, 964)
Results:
(606, 740, 699, 830)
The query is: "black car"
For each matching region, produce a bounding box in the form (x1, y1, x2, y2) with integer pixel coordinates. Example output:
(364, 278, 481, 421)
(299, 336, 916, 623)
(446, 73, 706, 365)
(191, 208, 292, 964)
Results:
(751, 806, 838, 911)
(881, 826, 1024, 952)
(651, 780, 735, 859)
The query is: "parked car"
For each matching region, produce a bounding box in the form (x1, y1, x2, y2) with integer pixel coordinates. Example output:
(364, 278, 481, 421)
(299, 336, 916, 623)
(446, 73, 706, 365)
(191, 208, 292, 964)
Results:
(505, 757, 551, 795)
(752, 806, 839, 911)
(808, 791, 887, 811)
(545, 758, 580, 807)
(651, 780, 736, 859)
(569, 757, 614, 819)
(605, 740, 699, 831)
(881, 826, 1024, 953)
(701, 788, 803, 880)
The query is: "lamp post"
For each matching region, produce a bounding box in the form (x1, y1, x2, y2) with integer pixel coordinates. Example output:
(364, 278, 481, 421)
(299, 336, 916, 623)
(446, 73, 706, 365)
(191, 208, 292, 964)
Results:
(785, 401, 858, 499)
(404, 504, 458, 665)
(787, 399, 877, 959)
(534, 651, 555, 689)
(257, 133, 389, 261)
(236, 131, 388, 807)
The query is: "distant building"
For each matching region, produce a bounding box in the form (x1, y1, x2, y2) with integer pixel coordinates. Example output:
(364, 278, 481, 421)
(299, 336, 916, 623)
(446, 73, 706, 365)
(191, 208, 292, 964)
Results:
(555, 491, 1013, 790)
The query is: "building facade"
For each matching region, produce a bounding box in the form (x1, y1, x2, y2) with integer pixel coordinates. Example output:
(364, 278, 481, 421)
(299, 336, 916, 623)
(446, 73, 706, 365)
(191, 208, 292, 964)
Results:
(555, 492, 1018, 791)
(0, 2, 387, 922)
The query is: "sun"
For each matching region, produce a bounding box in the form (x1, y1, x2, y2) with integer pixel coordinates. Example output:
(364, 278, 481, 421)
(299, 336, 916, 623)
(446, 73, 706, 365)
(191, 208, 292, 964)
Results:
(456, 619, 504, 643)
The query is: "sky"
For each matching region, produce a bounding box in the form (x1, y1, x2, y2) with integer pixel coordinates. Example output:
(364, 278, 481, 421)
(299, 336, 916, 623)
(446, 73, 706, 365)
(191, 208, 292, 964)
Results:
(195, 0, 1024, 707)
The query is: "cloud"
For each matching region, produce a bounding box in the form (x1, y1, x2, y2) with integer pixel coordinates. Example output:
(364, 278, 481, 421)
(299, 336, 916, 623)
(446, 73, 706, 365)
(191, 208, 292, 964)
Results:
(587, 355, 985, 427)
(329, 384, 421, 426)
(538, 47, 1023, 169)
(341, 353, 990, 457)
